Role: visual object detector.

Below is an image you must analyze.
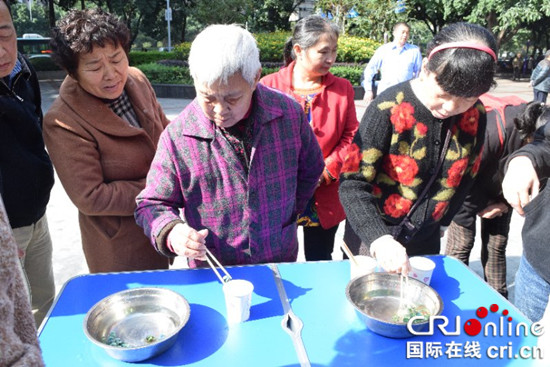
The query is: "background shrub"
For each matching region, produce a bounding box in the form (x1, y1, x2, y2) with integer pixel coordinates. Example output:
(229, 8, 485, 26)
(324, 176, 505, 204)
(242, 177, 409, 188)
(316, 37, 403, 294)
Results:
(137, 63, 192, 84)
(29, 57, 61, 71)
(135, 32, 378, 86)
(173, 42, 191, 61)
(255, 32, 290, 62)
(129, 51, 179, 66)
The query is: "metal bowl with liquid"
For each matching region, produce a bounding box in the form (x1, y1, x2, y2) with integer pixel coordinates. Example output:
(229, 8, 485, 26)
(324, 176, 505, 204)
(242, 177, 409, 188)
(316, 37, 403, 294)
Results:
(346, 272, 443, 338)
(84, 287, 190, 362)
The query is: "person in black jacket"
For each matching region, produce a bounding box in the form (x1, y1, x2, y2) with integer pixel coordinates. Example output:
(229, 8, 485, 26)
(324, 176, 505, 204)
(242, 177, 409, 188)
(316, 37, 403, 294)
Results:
(503, 104, 550, 322)
(445, 97, 542, 299)
(0, 0, 55, 326)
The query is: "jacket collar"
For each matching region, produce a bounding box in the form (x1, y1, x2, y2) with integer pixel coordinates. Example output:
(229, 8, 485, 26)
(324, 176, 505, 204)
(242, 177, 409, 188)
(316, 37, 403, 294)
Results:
(275, 60, 336, 92)
(0, 53, 32, 93)
(57, 68, 148, 137)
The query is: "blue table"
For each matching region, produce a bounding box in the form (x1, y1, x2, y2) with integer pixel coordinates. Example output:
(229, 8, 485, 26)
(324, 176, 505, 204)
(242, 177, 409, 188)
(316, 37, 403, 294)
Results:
(38, 265, 299, 366)
(39, 256, 541, 366)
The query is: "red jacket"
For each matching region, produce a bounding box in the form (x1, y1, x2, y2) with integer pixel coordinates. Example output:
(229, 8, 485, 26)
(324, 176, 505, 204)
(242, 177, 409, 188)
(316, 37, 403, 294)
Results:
(260, 61, 359, 228)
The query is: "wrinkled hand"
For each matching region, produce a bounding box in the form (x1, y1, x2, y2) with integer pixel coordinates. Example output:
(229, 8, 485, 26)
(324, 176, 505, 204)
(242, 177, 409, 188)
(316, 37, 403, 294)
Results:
(478, 202, 509, 219)
(370, 235, 410, 275)
(167, 223, 209, 260)
(502, 156, 539, 216)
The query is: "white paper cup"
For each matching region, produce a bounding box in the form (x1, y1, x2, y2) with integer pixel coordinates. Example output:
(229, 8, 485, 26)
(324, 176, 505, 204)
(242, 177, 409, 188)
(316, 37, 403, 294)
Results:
(350, 255, 378, 279)
(222, 279, 254, 324)
(408, 256, 436, 285)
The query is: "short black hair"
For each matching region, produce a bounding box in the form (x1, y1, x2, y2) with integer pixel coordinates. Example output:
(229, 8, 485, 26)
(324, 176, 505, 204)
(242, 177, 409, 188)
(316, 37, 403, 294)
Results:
(426, 23, 497, 98)
(514, 101, 549, 141)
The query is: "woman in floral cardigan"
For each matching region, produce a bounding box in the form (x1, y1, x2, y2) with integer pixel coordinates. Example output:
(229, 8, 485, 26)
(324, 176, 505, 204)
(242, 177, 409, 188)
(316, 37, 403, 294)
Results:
(339, 23, 497, 275)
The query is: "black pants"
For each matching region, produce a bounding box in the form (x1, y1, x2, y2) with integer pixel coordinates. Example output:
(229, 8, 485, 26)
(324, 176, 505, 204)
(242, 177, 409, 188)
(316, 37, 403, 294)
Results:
(303, 224, 339, 261)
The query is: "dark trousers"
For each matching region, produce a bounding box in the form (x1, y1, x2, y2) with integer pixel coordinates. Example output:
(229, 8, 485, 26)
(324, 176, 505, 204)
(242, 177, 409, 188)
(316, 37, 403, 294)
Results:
(445, 211, 513, 298)
(534, 89, 548, 103)
(303, 224, 339, 261)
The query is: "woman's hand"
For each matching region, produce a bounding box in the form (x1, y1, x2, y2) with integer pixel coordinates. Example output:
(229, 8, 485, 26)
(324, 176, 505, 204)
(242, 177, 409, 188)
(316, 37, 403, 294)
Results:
(167, 223, 209, 260)
(502, 156, 539, 216)
(370, 235, 410, 275)
(478, 202, 509, 219)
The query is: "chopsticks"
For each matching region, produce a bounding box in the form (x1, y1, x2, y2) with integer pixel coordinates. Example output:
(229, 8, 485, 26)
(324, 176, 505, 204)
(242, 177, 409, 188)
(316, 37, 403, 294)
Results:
(204, 247, 232, 284)
(340, 241, 359, 266)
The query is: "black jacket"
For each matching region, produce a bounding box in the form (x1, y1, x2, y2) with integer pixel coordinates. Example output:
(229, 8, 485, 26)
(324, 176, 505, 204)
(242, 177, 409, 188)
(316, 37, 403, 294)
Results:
(0, 53, 54, 228)
(510, 122, 550, 283)
(452, 104, 526, 228)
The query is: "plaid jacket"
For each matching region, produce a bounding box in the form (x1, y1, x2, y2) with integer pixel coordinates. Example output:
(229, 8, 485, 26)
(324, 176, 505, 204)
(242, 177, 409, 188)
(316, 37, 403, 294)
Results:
(135, 84, 324, 268)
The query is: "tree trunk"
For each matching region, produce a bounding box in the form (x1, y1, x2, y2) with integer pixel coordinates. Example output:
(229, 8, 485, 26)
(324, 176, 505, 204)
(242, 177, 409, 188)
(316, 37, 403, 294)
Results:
(48, 0, 55, 28)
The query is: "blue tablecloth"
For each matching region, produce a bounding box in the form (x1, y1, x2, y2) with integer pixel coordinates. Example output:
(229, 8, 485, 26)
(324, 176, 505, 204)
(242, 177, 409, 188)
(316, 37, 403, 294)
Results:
(39, 255, 541, 366)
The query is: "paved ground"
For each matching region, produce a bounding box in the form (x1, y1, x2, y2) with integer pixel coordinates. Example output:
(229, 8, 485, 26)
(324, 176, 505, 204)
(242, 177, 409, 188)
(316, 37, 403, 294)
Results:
(39, 76, 533, 304)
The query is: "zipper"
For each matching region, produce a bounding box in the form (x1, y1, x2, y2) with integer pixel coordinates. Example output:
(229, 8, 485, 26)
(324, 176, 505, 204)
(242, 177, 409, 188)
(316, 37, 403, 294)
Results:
(1, 74, 24, 102)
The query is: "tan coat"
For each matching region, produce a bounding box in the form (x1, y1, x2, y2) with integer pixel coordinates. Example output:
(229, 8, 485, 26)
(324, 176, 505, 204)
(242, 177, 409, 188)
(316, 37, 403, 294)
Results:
(0, 196, 44, 366)
(43, 67, 170, 272)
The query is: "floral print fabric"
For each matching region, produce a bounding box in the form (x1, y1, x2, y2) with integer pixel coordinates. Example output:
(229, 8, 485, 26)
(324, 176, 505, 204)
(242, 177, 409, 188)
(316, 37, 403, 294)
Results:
(340, 81, 486, 248)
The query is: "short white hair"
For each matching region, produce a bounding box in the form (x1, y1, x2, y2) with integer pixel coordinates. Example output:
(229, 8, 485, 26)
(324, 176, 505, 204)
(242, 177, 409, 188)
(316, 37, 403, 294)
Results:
(189, 24, 261, 87)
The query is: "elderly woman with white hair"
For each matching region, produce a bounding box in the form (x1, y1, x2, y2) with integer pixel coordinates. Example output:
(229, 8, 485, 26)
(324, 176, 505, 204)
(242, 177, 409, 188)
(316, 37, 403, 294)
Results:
(135, 24, 324, 268)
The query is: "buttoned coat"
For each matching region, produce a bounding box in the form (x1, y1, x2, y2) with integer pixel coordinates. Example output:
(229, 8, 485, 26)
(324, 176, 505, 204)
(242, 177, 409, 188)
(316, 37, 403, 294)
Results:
(260, 62, 359, 229)
(43, 67, 170, 272)
(135, 84, 324, 268)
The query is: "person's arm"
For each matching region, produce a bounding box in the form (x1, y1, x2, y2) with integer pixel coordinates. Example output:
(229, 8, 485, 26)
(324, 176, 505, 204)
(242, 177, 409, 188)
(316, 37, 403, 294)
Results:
(296, 108, 325, 213)
(339, 102, 410, 274)
(503, 122, 550, 215)
(135, 129, 190, 257)
(411, 47, 423, 78)
(531, 64, 549, 86)
(323, 82, 360, 183)
(362, 47, 383, 102)
(43, 110, 145, 216)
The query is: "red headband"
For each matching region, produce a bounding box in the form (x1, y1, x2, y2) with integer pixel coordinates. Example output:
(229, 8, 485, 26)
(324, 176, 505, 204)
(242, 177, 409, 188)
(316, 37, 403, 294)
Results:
(428, 41, 497, 62)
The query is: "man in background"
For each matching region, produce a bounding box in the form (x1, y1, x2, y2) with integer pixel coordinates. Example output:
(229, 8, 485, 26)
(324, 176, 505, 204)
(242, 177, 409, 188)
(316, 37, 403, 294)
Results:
(361, 22, 422, 103)
(0, 0, 55, 326)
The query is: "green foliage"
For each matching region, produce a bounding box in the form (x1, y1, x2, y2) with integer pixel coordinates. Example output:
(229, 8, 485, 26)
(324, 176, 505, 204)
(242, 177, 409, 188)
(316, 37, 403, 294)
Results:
(137, 31, 376, 86)
(128, 51, 179, 66)
(248, 0, 300, 32)
(330, 65, 364, 85)
(337, 36, 381, 63)
(254, 32, 380, 63)
(10, 2, 51, 36)
(255, 32, 291, 62)
(260, 67, 280, 78)
(173, 42, 191, 61)
(28, 57, 61, 71)
(137, 63, 192, 84)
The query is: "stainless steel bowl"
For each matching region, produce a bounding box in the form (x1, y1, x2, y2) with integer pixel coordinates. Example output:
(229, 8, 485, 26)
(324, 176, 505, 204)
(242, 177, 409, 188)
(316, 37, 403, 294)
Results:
(346, 272, 443, 338)
(84, 287, 191, 362)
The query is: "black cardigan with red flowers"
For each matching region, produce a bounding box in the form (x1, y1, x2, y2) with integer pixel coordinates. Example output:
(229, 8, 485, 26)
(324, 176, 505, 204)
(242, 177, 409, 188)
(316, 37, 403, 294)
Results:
(339, 81, 486, 254)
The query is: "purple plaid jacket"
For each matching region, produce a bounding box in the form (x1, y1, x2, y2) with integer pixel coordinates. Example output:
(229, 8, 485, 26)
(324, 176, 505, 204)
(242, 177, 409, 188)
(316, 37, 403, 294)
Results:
(135, 84, 324, 268)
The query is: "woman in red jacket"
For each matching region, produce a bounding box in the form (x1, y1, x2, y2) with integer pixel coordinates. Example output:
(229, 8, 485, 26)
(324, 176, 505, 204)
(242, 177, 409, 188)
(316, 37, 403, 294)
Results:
(260, 15, 359, 260)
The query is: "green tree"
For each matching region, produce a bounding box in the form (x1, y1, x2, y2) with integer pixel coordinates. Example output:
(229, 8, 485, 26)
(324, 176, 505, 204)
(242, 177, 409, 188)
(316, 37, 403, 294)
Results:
(316, 0, 360, 34)
(466, 0, 550, 50)
(346, 0, 404, 41)
(248, 0, 304, 32)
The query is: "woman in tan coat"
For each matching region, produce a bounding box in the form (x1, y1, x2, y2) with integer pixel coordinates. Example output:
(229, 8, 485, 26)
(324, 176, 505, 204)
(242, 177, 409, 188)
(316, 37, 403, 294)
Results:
(43, 9, 169, 272)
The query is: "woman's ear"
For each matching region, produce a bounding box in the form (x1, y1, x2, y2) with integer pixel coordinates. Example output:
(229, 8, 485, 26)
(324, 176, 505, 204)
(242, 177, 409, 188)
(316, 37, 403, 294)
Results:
(251, 68, 262, 90)
(419, 58, 430, 80)
(293, 44, 303, 59)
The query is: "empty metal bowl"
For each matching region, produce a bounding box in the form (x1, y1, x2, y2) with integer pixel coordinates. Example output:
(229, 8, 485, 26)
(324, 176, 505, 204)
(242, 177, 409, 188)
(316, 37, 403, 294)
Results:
(84, 287, 191, 362)
(346, 272, 443, 338)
